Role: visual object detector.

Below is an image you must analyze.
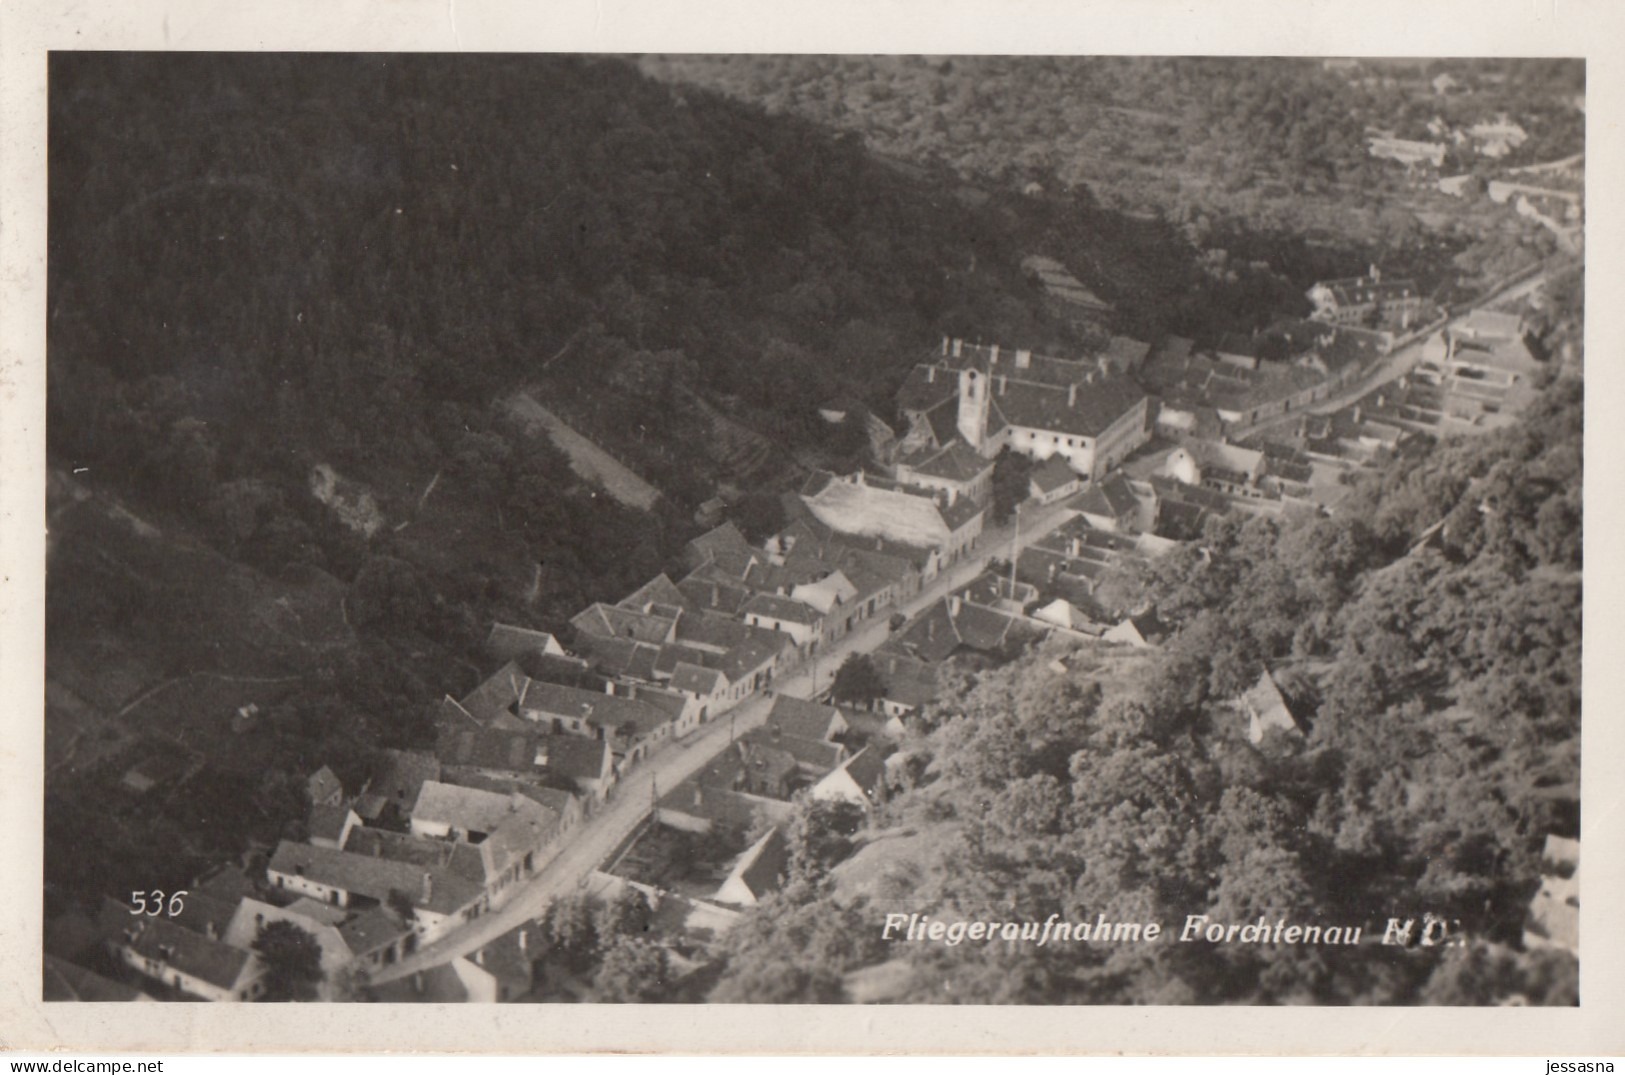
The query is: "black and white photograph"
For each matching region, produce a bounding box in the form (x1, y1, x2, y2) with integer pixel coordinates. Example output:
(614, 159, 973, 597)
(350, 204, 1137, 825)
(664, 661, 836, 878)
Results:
(2, 0, 1618, 1057)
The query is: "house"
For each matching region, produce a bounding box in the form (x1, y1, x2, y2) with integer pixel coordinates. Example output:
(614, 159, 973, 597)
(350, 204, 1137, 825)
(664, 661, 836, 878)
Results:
(762, 695, 849, 743)
(888, 594, 1034, 665)
(43, 953, 153, 1002)
(306, 765, 344, 809)
(1306, 269, 1425, 329)
(222, 898, 354, 997)
(1240, 669, 1304, 746)
(740, 592, 826, 650)
(337, 906, 417, 973)
(1076, 472, 1139, 532)
(812, 746, 891, 811)
(536, 735, 615, 799)
(894, 440, 995, 505)
(1032, 597, 1107, 634)
(867, 650, 938, 719)
(1103, 611, 1165, 648)
(99, 899, 266, 1002)
(800, 470, 984, 569)
(1029, 455, 1084, 505)
(411, 781, 542, 843)
(367, 749, 442, 819)
(684, 521, 761, 577)
(266, 840, 487, 943)
(518, 679, 681, 758)
(655, 780, 794, 837)
(713, 828, 791, 906)
(1522, 835, 1579, 955)
(308, 804, 360, 850)
(485, 622, 566, 663)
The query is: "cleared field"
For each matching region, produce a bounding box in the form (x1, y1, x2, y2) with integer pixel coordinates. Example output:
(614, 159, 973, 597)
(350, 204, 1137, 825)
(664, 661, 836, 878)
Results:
(505, 393, 662, 511)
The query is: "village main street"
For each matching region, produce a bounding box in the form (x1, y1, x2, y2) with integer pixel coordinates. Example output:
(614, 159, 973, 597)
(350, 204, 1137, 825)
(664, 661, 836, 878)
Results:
(369, 490, 1079, 984)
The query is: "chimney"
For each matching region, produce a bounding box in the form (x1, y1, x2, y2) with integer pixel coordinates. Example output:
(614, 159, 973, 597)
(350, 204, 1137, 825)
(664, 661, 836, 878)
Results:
(941, 336, 950, 355)
(710, 584, 719, 607)
(1071, 538, 1081, 558)
(998, 375, 1007, 396)
(855, 469, 865, 486)
(1068, 383, 1078, 407)
(947, 487, 958, 507)
(1016, 349, 1031, 369)
(604, 680, 616, 696)
(474, 948, 486, 966)
(422, 872, 433, 903)
(990, 344, 1000, 364)
(1369, 264, 1381, 283)
(413, 971, 426, 995)
(518, 929, 529, 954)
(948, 595, 962, 616)
(952, 338, 963, 358)
(205, 921, 218, 941)
(927, 620, 936, 641)
(927, 366, 936, 384)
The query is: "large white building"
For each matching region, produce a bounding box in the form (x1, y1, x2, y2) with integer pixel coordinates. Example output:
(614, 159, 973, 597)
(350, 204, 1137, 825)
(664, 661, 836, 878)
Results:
(898, 339, 1151, 481)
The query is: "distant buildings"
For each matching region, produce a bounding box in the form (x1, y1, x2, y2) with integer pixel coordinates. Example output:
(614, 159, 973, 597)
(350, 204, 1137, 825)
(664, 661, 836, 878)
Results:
(1306, 269, 1425, 330)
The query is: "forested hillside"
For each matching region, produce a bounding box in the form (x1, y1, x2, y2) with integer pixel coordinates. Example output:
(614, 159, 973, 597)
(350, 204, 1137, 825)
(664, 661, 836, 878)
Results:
(710, 382, 1581, 1005)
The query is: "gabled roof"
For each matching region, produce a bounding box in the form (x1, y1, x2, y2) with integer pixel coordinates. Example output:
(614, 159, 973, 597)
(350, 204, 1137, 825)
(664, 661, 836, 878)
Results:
(717, 828, 791, 904)
(459, 661, 528, 725)
(896, 363, 960, 414)
(1242, 669, 1303, 742)
(338, 906, 412, 957)
(741, 592, 823, 626)
(744, 727, 846, 774)
(520, 680, 674, 739)
(536, 734, 611, 781)
(436, 723, 540, 775)
(306, 765, 343, 804)
(99, 899, 255, 993)
(763, 695, 847, 742)
(371, 749, 442, 810)
(991, 374, 1147, 440)
(1077, 472, 1139, 518)
(871, 650, 938, 710)
(898, 439, 994, 484)
(839, 745, 889, 798)
(307, 804, 354, 843)
(571, 634, 662, 682)
(1030, 454, 1082, 493)
(266, 841, 484, 917)
(670, 662, 727, 697)
(570, 602, 677, 645)
(223, 897, 354, 968)
(685, 521, 759, 576)
(618, 574, 690, 613)
(677, 573, 753, 615)
(413, 781, 536, 836)
(485, 623, 564, 663)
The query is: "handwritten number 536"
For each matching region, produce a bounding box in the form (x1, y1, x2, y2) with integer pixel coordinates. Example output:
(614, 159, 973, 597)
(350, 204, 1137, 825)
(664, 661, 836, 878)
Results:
(128, 890, 187, 917)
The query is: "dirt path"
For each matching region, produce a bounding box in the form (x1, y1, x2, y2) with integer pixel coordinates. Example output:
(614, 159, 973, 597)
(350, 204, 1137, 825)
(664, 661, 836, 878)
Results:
(369, 496, 1078, 984)
(505, 393, 662, 511)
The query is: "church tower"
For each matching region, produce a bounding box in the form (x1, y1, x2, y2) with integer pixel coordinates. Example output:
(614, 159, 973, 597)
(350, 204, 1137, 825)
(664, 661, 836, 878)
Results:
(956, 366, 990, 451)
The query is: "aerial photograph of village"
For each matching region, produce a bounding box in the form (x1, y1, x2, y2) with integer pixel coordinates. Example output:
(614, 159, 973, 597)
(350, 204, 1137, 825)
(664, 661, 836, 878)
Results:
(42, 53, 1582, 1006)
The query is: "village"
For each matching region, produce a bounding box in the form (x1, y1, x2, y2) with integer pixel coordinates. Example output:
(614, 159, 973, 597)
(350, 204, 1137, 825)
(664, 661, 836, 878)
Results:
(50, 227, 1581, 1005)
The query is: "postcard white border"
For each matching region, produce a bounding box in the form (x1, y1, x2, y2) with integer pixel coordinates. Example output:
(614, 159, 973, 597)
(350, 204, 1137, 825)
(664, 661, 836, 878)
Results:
(2, 0, 1620, 1056)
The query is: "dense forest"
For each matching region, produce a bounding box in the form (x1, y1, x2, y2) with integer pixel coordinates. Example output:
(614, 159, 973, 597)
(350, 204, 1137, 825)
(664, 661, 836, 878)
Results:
(708, 381, 1581, 1004)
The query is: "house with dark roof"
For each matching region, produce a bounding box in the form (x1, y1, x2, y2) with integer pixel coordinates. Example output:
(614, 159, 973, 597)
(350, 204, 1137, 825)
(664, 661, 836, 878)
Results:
(368, 749, 443, 820)
(762, 695, 849, 743)
(740, 592, 826, 650)
(99, 899, 265, 1002)
(338, 905, 417, 973)
(308, 804, 360, 850)
(713, 828, 791, 906)
(866, 649, 938, 719)
(266, 840, 487, 943)
(1029, 454, 1084, 505)
(368, 956, 499, 1003)
(467, 920, 547, 1001)
(888, 594, 1036, 665)
(894, 439, 995, 505)
(1240, 669, 1304, 746)
(655, 779, 794, 837)
(306, 765, 344, 808)
(812, 745, 892, 811)
(1076, 472, 1140, 531)
(1307, 268, 1425, 330)
(485, 622, 566, 663)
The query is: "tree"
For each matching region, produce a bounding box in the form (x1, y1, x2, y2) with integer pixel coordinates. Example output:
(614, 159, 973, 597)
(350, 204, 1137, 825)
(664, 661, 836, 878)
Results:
(829, 652, 887, 707)
(253, 920, 325, 1001)
(541, 892, 600, 974)
(592, 936, 670, 1002)
(990, 447, 1033, 525)
(787, 798, 867, 880)
(594, 886, 653, 944)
